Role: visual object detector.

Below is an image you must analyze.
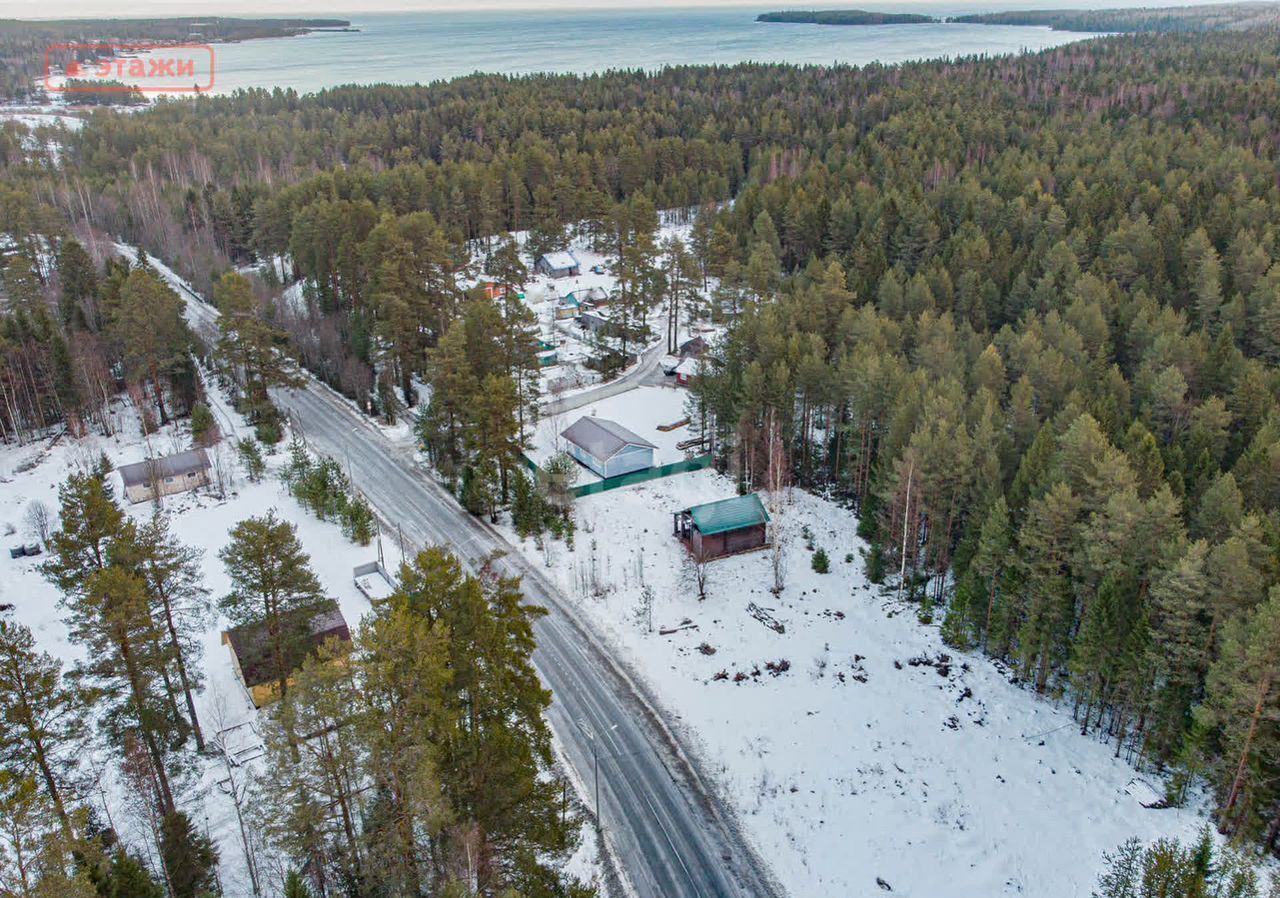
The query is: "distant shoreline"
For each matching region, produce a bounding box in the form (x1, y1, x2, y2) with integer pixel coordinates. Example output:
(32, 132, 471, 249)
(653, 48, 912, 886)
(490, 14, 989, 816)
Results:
(756, 10, 939, 26)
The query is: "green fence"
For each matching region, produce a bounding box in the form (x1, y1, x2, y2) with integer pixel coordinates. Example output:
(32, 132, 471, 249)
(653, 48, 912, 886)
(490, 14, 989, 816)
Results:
(521, 453, 713, 497)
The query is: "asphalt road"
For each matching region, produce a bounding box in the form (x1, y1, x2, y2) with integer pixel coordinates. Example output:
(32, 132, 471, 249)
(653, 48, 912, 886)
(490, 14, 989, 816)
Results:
(145, 253, 782, 898)
(273, 383, 780, 898)
(541, 338, 671, 417)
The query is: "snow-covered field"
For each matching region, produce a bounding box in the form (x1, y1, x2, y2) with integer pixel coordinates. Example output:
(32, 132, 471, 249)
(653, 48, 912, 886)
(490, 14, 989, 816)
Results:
(530, 384, 694, 473)
(0, 386, 407, 896)
(501, 469, 1207, 898)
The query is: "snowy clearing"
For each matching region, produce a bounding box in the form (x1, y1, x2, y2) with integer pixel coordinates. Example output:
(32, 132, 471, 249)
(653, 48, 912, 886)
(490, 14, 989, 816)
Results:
(0, 386, 414, 897)
(501, 468, 1207, 898)
(529, 384, 695, 473)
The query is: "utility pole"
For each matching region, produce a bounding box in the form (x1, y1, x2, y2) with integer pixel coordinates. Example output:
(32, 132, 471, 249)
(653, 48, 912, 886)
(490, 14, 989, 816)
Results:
(577, 718, 618, 831)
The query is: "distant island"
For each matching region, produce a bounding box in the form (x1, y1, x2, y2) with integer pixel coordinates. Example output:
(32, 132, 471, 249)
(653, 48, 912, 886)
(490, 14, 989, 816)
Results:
(950, 3, 1280, 33)
(756, 10, 939, 26)
(0, 17, 355, 42)
(756, 3, 1280, 32)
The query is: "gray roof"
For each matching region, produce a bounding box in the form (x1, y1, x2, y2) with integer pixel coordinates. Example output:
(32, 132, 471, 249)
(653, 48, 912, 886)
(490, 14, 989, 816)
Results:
(118, 448, 211, 488)
(560, 416, 656, 462)
(538, 251, 579, 270)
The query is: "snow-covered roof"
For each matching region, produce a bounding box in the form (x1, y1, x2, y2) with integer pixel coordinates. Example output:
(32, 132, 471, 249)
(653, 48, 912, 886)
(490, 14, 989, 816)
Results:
(118, 448, 210, 487)
(561, 416, 656, 462)
(674, 357, 702, 377)
(568, 285, 608, 303)
(538, 251, 579, 271)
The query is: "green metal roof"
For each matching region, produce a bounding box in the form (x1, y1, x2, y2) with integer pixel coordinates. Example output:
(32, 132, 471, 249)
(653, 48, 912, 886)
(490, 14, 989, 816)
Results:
(686, 493, 770, 536)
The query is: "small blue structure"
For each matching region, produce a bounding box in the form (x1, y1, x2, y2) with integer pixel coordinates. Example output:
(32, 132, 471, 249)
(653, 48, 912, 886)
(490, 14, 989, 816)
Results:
(560, 416, 656, 478)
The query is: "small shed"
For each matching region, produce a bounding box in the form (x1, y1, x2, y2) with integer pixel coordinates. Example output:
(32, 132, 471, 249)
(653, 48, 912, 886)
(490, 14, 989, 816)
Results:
(118, 448, 211, 504)
(222, 602, 351, 708)
(673, 356, 702, 387)
(568, 285, 609, 308)
(555, 296, 581, 319)
(561, 416, 656, 478)
(477, 280, 509, 301)
(535, 251, 581, 279)
(674, 494, 770, 559)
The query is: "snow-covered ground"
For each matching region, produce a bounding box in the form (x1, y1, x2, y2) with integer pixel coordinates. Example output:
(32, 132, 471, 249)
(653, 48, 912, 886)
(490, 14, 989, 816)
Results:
(0, 386, 410, 896)
(501, 469, 1207, 898)
(529, 384, 694, 473)
(0, 236, 605, 895)
(0, 107, 85, 164)
(470, 218, 710, 404)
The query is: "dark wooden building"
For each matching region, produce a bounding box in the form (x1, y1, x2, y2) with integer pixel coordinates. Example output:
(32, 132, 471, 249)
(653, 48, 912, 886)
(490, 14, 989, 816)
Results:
(674, 493, 770, 559)
(222, 601, 351, 708)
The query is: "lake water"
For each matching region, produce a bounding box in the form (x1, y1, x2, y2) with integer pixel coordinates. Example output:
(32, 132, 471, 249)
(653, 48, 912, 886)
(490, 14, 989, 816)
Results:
(164, 7, 1098, 96)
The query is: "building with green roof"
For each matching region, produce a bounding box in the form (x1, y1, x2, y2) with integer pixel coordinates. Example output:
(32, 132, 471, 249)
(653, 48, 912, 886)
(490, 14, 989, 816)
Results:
(673, 493, 770, 559)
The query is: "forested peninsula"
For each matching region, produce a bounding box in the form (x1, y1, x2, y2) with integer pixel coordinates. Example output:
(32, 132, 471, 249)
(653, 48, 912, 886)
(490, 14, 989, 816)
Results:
(952, 3, 1280, 32)
(757, 10, 938, 25)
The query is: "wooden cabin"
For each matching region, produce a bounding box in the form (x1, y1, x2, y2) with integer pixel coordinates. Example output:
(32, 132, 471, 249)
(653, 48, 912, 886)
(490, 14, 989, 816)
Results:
(223, 602, 351, 708)
(674, 494, 770, 559)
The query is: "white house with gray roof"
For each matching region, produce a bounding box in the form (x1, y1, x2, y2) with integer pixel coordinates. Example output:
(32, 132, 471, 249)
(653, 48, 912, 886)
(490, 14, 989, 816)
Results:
(560, 416, 656, 478)
(534, 251, 581, 279)
(118, 448, 211, 504)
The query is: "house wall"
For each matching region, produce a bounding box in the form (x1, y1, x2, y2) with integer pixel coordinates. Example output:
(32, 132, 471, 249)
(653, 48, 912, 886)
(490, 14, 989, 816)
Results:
(567, 443, 654, 478)
(568, 443, 607, 477)
(123, 469, 210, 504)
(692, 523, 768, 559)
(538, 260, 579, 279)
(603, 444, 654, 478)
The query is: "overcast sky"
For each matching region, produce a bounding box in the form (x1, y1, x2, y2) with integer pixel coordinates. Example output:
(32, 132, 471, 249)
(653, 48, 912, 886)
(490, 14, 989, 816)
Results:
(19, 0, 813, 17)
(18, 0, 1216, 22)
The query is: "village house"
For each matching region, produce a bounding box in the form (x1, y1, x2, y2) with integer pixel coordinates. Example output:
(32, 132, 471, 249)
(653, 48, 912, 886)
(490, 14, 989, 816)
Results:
(673, 493, 771, 559)
(561, 415, 656, 478)
(534, 250, 581, 279)
(537, 339, 559, 367)
(578, 309, 613, 335)
(567, 285, 609, 309)
(476, 279, 510, 301)
(222, 602, 351, 708)
(555, 295, 581, 319)
(673, 356, 702, 386)
(679, 335, 710, 358)
(118, 448, 212, 504)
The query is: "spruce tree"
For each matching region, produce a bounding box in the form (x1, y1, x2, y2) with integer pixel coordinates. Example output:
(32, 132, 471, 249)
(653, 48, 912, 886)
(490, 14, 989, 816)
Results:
(1146, 540, 1211, 762)
(159, 810, 218, 898)
(1016, 482, 1082, 692)
(1195, 588, 1280, 837)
